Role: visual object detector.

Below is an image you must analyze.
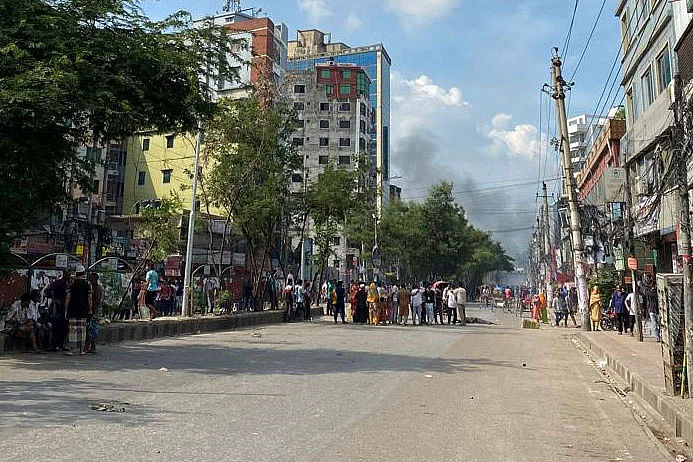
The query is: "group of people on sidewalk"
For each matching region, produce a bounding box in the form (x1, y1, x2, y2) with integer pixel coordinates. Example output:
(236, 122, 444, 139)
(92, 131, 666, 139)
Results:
(0, 265, 103, 355)
(588, 283, 660, 342)
(319, 280, 468, 327)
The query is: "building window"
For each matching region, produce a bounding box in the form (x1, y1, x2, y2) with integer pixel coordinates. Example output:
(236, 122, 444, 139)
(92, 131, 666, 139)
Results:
(319, 137, 329, 147)
(331, 236, 341, 245)
(319, 155, 329, 165)
(320, 102, 330, 111)
(320, 69, 331, 79)
(360, 120, 367, 133)
(360, 103, 367, 115)
(165, 135, 175, 149)
(137, 171, 145, 186)
(620, 9, 630, 46)
(339, 138, 351, 147)
(292, 137, 304, 146)
(339, 84, 351, 95)
(162, 169, 172, 184)
(294, 84, 305, 94)
(93, 179, 100, 193)
(641, 67, 654, 110)
(359, 138, 366, 150)
(294, 102, 305, 111)
(142, 138, 150, 151)
(291, 173, 303, 183)
(319, 120, 330, 129)
(296, 119, 305, 128)
(338, 155, 351, 165)
(325, 84, 334, 97)
(657, 46, 672, 93)
(341, 69, 352, 79)
(339, 120, 351, 129)
(339, 102, 351, 112)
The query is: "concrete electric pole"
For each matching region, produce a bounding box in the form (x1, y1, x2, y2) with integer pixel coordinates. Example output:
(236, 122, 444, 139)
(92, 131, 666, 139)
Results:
(541, 182, 553, 312)
(181, 126, 204, 317)
(551, 51, 590, 331)
(673, 73, 693, 390)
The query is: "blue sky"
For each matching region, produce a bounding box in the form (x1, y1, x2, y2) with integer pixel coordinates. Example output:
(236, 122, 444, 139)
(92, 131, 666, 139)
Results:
(141, 0, 621, 257)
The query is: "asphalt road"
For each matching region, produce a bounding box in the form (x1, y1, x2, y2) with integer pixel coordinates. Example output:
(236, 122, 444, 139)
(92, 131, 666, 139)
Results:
(0, 305, 667, 461)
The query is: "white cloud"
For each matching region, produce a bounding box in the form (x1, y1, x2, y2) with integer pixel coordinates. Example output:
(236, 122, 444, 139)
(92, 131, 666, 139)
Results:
(393, 73, 468, 108)
(345, 12, 363, 30)
(384, 0, 461, 24)
(481, 113, 541, 159)
(297, 0, 332, 23)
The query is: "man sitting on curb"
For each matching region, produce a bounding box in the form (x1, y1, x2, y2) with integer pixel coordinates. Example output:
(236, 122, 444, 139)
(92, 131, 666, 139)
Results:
(6, 294, 41, 353)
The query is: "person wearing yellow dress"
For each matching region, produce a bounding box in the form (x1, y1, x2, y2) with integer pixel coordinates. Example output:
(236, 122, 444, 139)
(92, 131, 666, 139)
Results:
(367, 283, 379, 325)
(538, 291, 547, 323)
(589, 286, 602, 331)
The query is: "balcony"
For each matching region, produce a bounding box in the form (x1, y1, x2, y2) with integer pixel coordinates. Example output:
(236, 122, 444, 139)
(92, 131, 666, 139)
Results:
(622, 83, 674, 164)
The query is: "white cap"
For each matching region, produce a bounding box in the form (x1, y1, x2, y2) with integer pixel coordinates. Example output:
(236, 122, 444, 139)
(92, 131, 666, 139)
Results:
(75, 265, 86, 274)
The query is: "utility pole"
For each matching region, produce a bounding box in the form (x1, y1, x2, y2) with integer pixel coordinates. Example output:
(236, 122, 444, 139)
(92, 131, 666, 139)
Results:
(541, 182, 553, 313)
(182, 126, 204, 317)
(673, 72, 693, 390)
(551, 51, 590, 331)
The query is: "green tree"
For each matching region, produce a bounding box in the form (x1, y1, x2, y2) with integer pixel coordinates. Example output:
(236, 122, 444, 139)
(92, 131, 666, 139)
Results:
(0, 0, 239, 266)
(205, 93, 300, 297)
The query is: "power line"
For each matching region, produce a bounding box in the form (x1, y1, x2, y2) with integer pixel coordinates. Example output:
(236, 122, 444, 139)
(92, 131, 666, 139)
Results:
(568, 0, 607, 82)
(562, 0, 580, 59)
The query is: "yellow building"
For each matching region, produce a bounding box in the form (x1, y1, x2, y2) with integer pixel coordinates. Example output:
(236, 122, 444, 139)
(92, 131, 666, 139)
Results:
(123, 132, 222, 217)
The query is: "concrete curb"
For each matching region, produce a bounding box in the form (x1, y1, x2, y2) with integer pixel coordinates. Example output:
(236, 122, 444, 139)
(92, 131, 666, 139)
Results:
(1, 308, 323, 354)
(576, 332, 693, 442)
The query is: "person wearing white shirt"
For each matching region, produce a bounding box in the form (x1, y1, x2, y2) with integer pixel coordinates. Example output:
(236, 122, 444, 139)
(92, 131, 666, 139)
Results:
(390, 284, 399, 325)
(454, 286, 467, 326)
(625, 292, 637, 337)
(446, 284, 457, 325)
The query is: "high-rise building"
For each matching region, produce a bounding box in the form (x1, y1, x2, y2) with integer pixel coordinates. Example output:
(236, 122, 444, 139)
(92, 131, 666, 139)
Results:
(193, 10, 288, 99)
(287, 29, 391, 213)
(288, 63, 373, 281)
(567, 114, 606, 179)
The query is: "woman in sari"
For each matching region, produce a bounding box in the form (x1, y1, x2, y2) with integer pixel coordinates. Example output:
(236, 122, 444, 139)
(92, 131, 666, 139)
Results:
(367, 283, 379, 325)
(589, 286, 602, 331)
(531, 294, 541, 321)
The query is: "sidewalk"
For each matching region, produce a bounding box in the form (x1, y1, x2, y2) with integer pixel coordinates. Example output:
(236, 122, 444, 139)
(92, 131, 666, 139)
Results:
(1, 307, 323, 355)
(576, 328, 693, 442)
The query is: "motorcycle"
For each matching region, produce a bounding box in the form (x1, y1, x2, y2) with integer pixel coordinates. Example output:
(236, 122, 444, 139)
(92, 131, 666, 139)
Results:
(600, 308, 617, 331)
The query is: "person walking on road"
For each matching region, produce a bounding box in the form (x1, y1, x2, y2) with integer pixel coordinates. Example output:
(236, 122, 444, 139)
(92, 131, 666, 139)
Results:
(334, 281, 347, 324)
(390, 282, 399, 325)
(552, 294, 562, 327)
(566, 287, 578, 327)
(455, 284, 467, 326)
(610, 285, 628, 335)
(284, 281, 294, 322)
(411, 285, 423, 326)
(355, 284, 368, 324)
(397, 285, 410, 325)
(65, 265, 92, 356)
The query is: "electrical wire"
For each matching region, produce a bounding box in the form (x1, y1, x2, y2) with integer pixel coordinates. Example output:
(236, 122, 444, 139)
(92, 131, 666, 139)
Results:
(568, 0, 607, 82)
(562, 0, 580, 59)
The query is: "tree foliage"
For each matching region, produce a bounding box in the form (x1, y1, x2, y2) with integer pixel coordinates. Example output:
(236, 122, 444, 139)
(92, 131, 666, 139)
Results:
(377, 182, 514, 286)
(139, 196, 182, 263)
(205, 94, 300, 294)
(0, 0, 238, 264)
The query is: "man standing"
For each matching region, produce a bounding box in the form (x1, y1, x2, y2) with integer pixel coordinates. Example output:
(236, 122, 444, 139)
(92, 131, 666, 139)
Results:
(145, 263, 160, 319)
(295, 280, 304, 321)
(326, 279, 335, 316)
(446, 283, 457, 325)
(455, 284, 467, 326)
(65, 266, 92, 356)
(410, 285, 423, 326)
(284, 280, 294, 322)
(304, 281, 313, 321)
(45, 272, 69, 350)
(647, 284, 660, 342)
(84, 272, 103, 354)
(424, 284, 435, 325)
(334, 281, 347, 324)
(390, 282, 399, 325)
(610, 285, 628, 335)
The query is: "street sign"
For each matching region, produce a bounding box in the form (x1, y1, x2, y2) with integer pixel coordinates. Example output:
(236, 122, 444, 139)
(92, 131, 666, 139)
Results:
(604, 167, 626, 202)
(627, 257, 638, 270)
(55, 254, 68, 268)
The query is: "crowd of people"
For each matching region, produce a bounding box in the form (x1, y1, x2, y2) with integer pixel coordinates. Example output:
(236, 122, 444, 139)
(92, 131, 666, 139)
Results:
(0, 265, 103, 355)
(313, 280, 468, 327)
